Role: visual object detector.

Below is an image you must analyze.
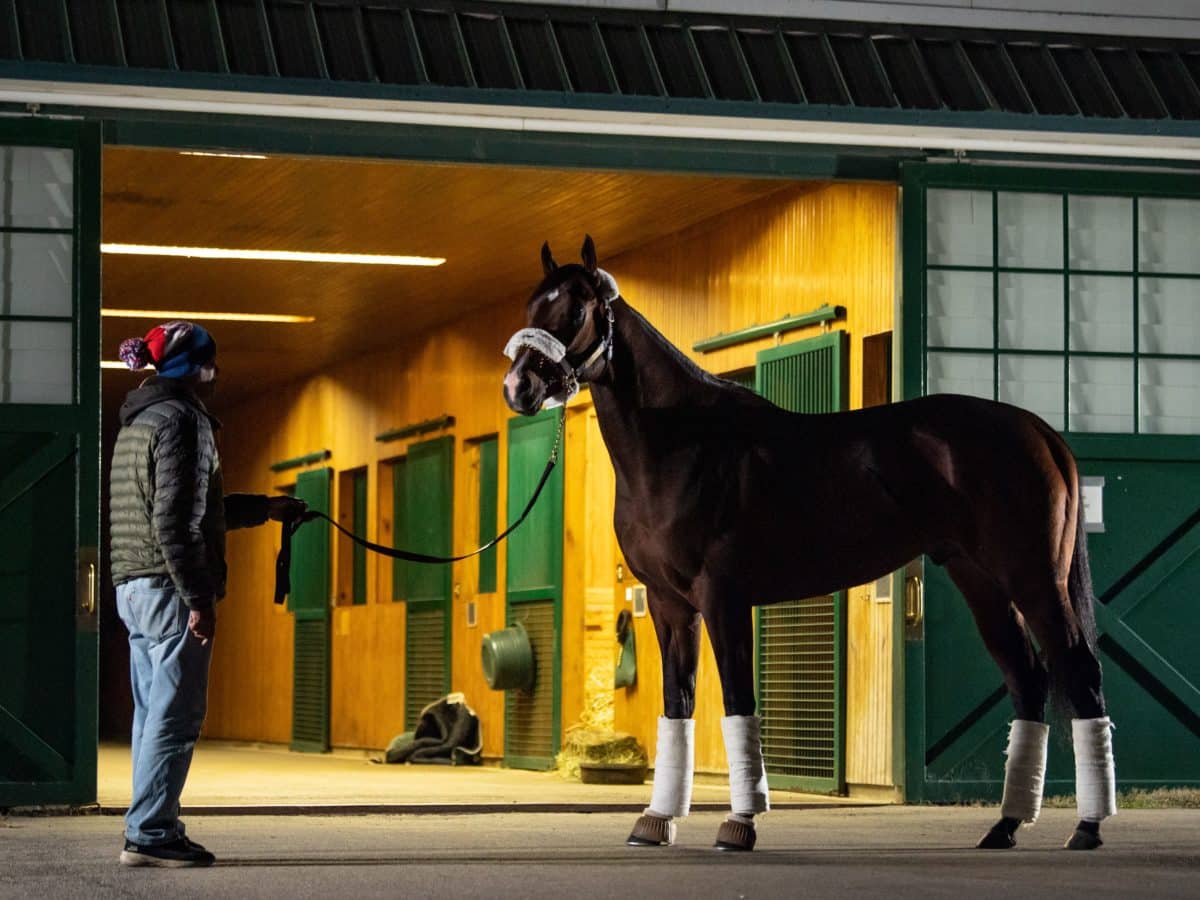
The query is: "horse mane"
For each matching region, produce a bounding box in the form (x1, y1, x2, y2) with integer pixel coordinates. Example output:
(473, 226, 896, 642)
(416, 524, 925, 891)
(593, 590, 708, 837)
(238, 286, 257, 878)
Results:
(617, 298, 773, 411)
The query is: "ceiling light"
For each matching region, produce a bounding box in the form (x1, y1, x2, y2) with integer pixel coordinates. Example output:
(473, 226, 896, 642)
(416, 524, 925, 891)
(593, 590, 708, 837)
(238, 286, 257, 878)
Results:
(102, 361, 142, 370)
(180, 150, 268, 160)
(102, 308, 315, 323)
(101, 243, 445, 266)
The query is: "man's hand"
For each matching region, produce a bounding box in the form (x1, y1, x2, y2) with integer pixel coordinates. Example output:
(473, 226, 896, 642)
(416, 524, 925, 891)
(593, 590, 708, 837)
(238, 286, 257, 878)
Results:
(268, 496, 308, 522)
(188, 606, 216, 645)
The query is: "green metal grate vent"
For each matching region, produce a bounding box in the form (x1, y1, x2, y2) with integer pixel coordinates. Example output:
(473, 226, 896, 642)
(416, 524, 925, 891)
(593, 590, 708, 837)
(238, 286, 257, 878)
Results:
(292, 617, 330, 751)
(405, 606, 448, 729)
(2, 1, 1197, 129)
(504, 599, 557, 770)
(758, 596, 841, 790)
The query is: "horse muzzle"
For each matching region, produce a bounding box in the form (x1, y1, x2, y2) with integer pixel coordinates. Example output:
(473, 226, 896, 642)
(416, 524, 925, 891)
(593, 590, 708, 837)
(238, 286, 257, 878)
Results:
(503, 361, 547, 416)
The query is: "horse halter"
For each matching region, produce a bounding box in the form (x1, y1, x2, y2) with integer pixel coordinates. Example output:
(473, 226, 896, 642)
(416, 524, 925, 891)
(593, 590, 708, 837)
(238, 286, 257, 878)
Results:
(503, 268, 618, 408)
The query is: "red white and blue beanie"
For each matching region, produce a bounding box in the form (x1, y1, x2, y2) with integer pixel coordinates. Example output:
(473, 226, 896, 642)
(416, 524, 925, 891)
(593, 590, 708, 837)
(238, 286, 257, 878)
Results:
(119, 321, 217, 379)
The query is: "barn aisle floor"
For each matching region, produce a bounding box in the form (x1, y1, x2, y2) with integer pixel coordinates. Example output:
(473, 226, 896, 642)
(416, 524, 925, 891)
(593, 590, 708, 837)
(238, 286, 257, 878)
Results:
(95, 741, 864, 814)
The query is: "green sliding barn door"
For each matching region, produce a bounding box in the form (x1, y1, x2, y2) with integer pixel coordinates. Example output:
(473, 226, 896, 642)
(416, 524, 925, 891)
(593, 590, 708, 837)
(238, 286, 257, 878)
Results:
(403, 436, 453, 729)
(290, 468, 331, 752)
(754, 332, 848, 794)
(0, 121, 101, 806)
(504, 410, 564, 770)
(903, 163, 1200, 801)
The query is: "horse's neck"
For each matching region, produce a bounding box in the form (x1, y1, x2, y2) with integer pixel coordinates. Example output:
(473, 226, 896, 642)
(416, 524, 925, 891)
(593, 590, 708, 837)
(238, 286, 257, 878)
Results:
(589, 298, 723, 480)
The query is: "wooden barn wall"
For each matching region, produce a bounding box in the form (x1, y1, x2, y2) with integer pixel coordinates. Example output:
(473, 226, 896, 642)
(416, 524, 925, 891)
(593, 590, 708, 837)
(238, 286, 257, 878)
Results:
(208, 181, 898, 787)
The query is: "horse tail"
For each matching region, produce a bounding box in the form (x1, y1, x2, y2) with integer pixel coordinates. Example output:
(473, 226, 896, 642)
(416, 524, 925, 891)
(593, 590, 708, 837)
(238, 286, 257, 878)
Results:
(1047, 430, 1100, 720)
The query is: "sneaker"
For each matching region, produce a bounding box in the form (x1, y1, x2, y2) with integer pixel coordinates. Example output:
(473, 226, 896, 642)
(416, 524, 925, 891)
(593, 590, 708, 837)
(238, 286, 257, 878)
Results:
(120, 836, 215, 868)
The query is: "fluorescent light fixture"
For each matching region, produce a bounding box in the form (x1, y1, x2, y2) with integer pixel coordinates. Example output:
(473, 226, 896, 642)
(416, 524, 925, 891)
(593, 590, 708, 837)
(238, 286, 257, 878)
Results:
(180, 150, 268, 159)
(101, 243, 445, 266)
(103, 360, 143, 370)
(102, 308, 315, 323)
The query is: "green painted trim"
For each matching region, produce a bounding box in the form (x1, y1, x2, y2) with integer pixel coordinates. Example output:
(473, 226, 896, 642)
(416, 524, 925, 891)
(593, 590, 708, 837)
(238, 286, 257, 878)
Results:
(392, 456, 407, 602)
(693, 304, 844, 352)
(477, 436, 499, 594)
(375, 414, 455, 443)
(269, 449, 331, 472)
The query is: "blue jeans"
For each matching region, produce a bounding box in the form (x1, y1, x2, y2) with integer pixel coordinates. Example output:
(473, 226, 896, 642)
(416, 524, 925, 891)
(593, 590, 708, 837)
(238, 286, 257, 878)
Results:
(116, 576, 212, 845)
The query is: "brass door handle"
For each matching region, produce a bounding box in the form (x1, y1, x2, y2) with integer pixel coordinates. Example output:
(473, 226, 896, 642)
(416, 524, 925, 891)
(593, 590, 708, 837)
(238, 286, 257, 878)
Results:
(904, 575, 923, 626)
(81, 562, 96, 615)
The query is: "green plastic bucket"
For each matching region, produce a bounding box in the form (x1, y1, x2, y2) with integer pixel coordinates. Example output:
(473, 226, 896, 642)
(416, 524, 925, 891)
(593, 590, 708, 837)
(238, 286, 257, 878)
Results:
(481, 621, 535, 691)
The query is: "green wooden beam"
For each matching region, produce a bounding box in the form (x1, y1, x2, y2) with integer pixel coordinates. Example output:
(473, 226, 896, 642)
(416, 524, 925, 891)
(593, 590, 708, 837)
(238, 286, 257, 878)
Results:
(269, 449, 331, 472)
(375, 414, 455, 444)
(693, 304, 844, 353)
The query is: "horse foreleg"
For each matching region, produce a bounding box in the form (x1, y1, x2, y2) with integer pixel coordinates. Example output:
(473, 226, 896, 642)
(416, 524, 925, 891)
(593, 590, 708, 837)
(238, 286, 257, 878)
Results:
(627, 595, 701, 847)
(703, 597, 767, 852)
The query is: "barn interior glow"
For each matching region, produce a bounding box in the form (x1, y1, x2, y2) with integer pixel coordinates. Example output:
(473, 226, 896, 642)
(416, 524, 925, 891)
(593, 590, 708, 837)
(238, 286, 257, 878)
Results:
(101, 243, 446, 267)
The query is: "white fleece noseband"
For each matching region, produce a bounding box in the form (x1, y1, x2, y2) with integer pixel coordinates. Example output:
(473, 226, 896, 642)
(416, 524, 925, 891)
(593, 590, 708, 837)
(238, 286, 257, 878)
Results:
(1000, 719, 1049, 823)
(503, 268, 619, 408)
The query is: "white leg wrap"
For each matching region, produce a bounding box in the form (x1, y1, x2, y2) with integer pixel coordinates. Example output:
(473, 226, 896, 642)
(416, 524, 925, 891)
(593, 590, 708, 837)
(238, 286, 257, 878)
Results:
(646, 717, 695, 819)
(1073, 717, 1117, 822)
(999, 719, 1049, 823)
(721, 715, 770, 816)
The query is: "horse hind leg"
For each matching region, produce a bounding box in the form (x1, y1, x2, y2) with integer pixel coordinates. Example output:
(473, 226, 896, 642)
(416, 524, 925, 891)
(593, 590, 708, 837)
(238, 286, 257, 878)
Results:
(1015, 579, 1113, 852)
(943, 559, 1050, 850)
(627, 593, 701, 848)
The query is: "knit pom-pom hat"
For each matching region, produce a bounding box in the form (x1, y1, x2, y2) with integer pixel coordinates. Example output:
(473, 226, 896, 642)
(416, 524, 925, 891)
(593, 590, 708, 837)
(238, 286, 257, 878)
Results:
(119, 321, 216, 379)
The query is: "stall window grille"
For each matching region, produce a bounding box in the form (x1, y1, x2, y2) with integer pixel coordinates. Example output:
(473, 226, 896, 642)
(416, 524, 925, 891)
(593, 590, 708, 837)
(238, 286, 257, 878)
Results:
(924, 188, 1200, 435)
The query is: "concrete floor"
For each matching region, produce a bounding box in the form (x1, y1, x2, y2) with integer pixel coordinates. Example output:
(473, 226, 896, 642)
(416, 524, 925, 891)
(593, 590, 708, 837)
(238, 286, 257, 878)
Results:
(96, 741, 857, 813)
(4, 808, 1197, 899)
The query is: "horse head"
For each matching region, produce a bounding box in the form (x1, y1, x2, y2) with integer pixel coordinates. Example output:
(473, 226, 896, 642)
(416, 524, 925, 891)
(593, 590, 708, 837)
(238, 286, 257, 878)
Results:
(502, 235, 618, 415)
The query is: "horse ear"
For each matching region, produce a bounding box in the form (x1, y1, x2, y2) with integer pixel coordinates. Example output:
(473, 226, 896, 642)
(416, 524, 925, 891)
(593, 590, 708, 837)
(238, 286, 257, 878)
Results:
(541, 242, 557, 276)
(581, 235, 597, 273)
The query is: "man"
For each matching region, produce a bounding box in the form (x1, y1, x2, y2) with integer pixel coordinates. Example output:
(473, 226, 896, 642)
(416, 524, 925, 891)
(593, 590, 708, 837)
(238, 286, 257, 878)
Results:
(109, 321, 305, 867)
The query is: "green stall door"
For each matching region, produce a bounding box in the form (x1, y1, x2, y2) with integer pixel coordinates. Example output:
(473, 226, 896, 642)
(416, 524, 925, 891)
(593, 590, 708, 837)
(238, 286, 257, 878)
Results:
(403, 436, 453, 729)
(290, 468, 331, 753)
(0, 122, 101, 807)
(754, 332, 848, 795)
(504, 410, 564, 770)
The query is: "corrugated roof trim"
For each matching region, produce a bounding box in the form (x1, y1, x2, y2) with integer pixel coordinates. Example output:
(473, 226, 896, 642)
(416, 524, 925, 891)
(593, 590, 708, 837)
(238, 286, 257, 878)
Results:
(5, 0, 1200, 123)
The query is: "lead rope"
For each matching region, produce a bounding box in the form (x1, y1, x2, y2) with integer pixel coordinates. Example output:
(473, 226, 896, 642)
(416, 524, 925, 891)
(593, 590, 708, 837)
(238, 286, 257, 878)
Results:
(275, 406, 566, 604)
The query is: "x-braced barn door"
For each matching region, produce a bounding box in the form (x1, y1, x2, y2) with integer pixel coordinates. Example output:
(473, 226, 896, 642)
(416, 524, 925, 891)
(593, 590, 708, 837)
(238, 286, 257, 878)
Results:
(0, 121, 101, 806)
(290, 467, 331, 752)
(754, 332, 848, 794)
(403, 435, 453, 729)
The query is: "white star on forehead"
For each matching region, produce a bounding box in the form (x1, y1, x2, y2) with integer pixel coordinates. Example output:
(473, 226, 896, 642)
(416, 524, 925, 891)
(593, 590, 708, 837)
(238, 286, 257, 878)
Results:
(543, 287, 561, 302)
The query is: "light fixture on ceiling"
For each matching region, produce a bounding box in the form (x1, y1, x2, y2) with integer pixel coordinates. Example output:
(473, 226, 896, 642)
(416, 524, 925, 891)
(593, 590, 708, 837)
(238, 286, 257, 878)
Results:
(102, 361, 143, 370)
(179, 150, 268, 160)
(102, 308, 315, 323)
(101, 243, 446, 267)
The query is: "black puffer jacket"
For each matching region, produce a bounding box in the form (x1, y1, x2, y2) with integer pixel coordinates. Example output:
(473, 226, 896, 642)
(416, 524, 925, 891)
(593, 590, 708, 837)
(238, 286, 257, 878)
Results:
(109, 377, 269, 609)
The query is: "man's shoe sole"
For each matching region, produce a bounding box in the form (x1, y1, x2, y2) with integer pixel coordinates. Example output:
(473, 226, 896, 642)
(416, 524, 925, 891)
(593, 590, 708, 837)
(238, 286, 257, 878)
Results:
(120, 850, 213, 868)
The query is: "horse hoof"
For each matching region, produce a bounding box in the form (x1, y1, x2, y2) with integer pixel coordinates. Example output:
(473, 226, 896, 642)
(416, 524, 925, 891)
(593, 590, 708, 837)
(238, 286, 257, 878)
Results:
(713, 818, 756, 852)
(1065, 829, 1103, 851)
(627, 814, 675, 847)
(976, 823, 1017, 849)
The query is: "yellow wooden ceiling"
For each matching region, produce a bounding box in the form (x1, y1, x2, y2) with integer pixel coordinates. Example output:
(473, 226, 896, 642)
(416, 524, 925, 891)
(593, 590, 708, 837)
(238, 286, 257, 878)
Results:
(101, 147, 792, 411)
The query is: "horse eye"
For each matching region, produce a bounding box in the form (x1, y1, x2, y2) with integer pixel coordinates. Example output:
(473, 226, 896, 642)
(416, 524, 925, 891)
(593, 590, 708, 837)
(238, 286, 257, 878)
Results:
(573, 305, 586, 325)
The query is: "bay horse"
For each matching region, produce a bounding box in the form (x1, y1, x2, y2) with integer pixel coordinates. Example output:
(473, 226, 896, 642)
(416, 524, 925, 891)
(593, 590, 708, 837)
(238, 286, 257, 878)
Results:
(502, 236, 1115, 853)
